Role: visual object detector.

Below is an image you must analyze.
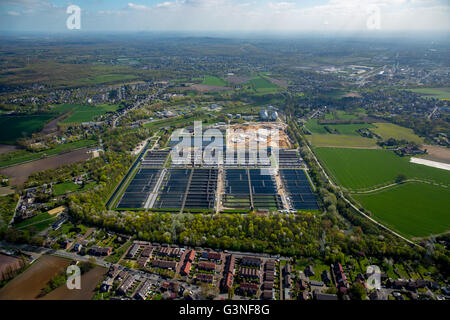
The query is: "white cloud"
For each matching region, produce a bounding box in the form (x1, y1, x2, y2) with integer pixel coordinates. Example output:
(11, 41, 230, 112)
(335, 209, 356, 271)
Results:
(127, 3, 150, 10)
(2, 0, 54, 9)
(7, 11, 21, 16)
(268, 2, 296, 10)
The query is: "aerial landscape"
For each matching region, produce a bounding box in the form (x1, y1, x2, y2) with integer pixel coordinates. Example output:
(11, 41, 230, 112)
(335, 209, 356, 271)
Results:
(0, 0, 449, 313)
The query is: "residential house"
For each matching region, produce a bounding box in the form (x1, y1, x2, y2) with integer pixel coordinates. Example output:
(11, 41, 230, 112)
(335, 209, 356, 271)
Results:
(240, 267, 260, 281)
(238, 282, 259, 295)
(117, 275, 136, 295)
(195, 273, 214, 283)
(127, 243, 140, 258)
(304, 265, 315, 277)
(151, 260, 178, 270)
(135, 280, 152, 300)
(241, 256, 262, 267)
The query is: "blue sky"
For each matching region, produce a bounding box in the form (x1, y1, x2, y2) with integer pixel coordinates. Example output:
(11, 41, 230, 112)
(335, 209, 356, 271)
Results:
(0, 0, 449, 32)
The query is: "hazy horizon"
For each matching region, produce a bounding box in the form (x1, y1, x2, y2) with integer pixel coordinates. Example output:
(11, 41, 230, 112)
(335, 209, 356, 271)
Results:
(0, 0, 449, 33)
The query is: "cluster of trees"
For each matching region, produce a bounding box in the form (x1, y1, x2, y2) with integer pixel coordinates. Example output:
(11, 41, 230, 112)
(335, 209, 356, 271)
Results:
(391, 116, 450, 143)
(103, 127, 151, 154)
(0, 194, 19, 232)
(377, 138, 417, 147)
(25, 151, 132, 190)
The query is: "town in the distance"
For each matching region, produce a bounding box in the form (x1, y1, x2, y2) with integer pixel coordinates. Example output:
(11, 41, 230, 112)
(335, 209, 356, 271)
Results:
(0, 29, 449, 302)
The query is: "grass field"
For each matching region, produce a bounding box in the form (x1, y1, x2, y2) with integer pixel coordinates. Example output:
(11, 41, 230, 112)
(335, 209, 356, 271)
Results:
(307, 134, 377, 148)
(246, 77, 280, 93)
(314, 147, 450, 190)
(0, 115, 54, 144)
(14, 212, 56, 230)
(353, 182, 450, 238)
(53, 182, 82, 196)
(53, 181, 96, 196)
(201, 76, 227, 87)
(52, 104, 120, 124)
(0, 139, 96, 168)
(0, 104, 117, 144)
(143, 113, 216, 131)
(324, 110, 366, 120)
(372, 123, 424, 144)
(305, 119, 375, 136)
(406, 87, 450, 100)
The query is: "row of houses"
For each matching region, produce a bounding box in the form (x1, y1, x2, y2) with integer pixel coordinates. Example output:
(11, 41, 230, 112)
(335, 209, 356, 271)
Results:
(389, 279, 441, 291)
(135, 280, 152, 300)
(137, 246, 155, 268)
(117, 275, 137, 295)
(241, 256, 262, 267)
(199, 251, 221, 262)
(198, 261, 216, 271)
(261, 260, 276, 300)
(240, 266, 260, 281)
(238, 282, 259, 296)
(195, 273, 214, 284)
(220, 254, 235, 293)
(89, 245, 113, 257)
(151, 259, 178, 270)
(333, 263, 349, 294)
(158, 246, 184, 259)
(180, 250, 196, 276)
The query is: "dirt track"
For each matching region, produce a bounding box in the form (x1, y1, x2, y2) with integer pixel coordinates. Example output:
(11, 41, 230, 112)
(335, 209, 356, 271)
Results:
(225, 75, 251, 84)
(190, 84, 232, 92)
(266, 77, 288, 89)
(0, 144, 19, 155)
(41, 114, 66, 135)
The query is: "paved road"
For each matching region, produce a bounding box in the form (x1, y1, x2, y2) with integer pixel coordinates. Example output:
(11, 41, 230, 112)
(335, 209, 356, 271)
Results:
(0, 241, 111, 268)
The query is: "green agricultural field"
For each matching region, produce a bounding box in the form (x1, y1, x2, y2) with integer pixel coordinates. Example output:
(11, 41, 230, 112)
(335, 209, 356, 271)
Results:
(314, 147, 450, 190)
(372, 123, 424, 144)
(353, 182, 450, 238)
(52, 104, 120, 124)
(307, 134, 377, 148)
(406, 87, 450, 100)
(246, 77, 280, 93)
(305, 120, 329, 134)
(305, 119, 374, 136)
(143, 113, 216, 131)
(201, 76, 227, 87)
(324, 110, 366, 120)
(0, 114, 54, 144)
(0, 139, 97, 168)
(0, 61, 140, 88)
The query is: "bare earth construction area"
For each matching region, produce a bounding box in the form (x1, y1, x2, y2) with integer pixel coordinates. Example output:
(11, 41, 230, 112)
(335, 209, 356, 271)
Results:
(0, 255, 70, 300)
(421, 145, 450, 164)
(0, 148, 92, 186)
(40, 267, 106, 300)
